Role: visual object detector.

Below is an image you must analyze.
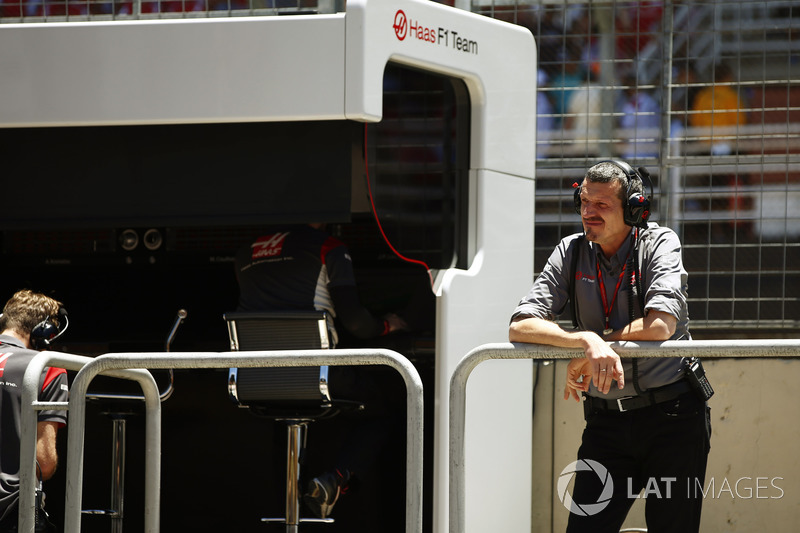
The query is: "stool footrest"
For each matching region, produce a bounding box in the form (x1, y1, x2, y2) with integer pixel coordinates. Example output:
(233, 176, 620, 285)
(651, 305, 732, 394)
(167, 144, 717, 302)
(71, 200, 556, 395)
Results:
(260, 517, 335, 524)
(81, 509, 121, 518)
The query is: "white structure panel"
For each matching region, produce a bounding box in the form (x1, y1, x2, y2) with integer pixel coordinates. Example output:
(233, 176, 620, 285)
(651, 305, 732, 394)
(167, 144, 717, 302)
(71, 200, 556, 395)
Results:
(435, 169, 535, 533)
(0, 16, 347, 126)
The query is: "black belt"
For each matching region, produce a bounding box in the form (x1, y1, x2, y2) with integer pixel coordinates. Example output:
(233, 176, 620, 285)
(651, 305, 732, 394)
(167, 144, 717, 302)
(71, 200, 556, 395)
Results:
(583, 379, 693, 413)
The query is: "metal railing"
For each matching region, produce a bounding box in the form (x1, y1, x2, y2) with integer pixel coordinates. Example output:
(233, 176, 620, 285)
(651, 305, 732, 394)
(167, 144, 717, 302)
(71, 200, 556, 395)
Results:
(19, 352, 154, 533)
(56, 349, 423, 533)
(447, 339, 800, 533)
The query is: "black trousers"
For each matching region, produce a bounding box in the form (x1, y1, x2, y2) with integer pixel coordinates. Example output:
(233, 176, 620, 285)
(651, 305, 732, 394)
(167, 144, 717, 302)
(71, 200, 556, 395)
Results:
(566, 391, 711, 533)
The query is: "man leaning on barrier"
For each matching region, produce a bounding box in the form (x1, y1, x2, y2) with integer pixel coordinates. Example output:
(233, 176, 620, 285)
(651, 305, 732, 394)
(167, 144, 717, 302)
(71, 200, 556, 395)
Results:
(509, 160, 712, 533)
(0, 290, 70, 533)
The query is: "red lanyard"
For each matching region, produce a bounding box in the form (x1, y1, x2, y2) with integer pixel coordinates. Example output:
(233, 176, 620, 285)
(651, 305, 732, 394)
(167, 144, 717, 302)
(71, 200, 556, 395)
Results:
(596, 252, 631, 335)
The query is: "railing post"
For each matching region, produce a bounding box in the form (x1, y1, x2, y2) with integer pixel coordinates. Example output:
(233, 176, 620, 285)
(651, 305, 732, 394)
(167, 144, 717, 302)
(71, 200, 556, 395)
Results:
(448, 339, 800, 533)
(65, 363, 160, 533)
(18, 353, 146, 533)
(63, 349, 423, 533)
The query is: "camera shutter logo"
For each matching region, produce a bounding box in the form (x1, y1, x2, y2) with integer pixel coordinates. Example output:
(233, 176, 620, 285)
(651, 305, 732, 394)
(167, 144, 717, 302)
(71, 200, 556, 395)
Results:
(557, 459, 614, 516)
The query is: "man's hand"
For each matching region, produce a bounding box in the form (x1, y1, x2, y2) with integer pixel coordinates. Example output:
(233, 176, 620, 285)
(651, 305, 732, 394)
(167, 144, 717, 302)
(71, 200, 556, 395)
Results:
(508, 316, 625, 395)
(563, 358, 591, 402)
(580, 331, 625, 394)
(384, 313, 408, 333)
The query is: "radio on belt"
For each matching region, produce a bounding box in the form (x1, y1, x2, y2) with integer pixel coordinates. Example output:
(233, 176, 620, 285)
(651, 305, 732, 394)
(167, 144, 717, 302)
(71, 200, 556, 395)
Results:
(685, 357, 714, 401)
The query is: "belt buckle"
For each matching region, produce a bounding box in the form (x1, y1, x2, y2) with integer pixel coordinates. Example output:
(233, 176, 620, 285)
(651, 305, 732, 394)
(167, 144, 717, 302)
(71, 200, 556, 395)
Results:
(616, 396, 635, 412)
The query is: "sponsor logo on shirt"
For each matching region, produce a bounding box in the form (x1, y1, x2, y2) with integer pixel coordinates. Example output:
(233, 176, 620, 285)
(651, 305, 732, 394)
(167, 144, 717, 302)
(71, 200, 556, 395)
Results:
(0, 353, 10, 377)
(251, 232, 289, 260)
(576, 270, 596, 283)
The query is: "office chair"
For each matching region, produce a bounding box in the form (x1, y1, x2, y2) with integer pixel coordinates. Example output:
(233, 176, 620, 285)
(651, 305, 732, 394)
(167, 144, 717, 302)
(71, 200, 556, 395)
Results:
(225, 310, 360, 531)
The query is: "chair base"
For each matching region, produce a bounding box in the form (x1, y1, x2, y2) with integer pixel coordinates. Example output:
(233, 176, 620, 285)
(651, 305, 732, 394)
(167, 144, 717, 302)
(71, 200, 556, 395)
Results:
(262, 421, 338, 533)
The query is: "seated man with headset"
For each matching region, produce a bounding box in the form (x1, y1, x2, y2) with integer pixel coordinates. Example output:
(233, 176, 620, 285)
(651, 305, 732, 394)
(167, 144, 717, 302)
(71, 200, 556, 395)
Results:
(0, 290, 70, 533)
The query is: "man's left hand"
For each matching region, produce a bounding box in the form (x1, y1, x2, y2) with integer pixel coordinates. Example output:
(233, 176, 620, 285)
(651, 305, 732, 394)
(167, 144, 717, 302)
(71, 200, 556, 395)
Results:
(563, 358, 592, 402)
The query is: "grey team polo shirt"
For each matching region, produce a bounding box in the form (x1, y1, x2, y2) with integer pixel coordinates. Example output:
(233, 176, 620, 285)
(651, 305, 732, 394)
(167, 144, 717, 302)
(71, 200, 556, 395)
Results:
(512, 223, 691, 400)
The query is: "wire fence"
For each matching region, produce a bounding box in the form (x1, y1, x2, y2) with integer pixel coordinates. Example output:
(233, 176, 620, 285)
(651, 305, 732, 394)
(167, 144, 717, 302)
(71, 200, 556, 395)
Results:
(473, 0, 800, 335)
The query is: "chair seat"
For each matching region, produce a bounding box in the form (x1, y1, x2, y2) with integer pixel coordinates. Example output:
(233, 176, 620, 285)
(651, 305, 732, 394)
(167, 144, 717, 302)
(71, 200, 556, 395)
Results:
(234, 366, 329, 403)
(232, 366, 334, 419)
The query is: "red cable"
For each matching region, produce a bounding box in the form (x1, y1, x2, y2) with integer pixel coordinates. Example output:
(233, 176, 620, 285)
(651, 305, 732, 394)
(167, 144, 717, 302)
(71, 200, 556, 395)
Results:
(363, 123, 433, 287)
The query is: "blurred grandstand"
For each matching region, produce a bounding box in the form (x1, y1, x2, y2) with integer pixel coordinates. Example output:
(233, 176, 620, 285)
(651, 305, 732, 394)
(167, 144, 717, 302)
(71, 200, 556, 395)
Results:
(477, 0, 800, 336)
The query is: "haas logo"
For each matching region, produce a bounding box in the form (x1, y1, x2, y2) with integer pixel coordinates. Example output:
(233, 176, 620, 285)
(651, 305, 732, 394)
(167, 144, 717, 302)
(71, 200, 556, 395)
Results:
(251, 232, 288, 260)
(393, 10, 407, 41)
(0, 353, 10, 378)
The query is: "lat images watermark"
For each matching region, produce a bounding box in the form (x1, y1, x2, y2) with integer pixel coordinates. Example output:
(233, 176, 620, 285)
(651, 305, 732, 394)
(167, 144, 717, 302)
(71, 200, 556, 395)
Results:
(557, 460, 786, 516)
(691, 477, 785, 500)
(557, 460, 614, 516)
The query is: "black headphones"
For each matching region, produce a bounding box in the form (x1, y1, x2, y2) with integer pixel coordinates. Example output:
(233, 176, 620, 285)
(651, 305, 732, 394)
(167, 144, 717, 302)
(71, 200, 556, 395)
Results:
(30, 307, 69, 350)
(573, 159, 653, 228)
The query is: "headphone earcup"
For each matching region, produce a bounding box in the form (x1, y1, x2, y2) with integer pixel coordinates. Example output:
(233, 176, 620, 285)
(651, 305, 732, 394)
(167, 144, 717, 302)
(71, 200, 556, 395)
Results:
(625, 193, 651, 228)
(30, 319, 59, 350)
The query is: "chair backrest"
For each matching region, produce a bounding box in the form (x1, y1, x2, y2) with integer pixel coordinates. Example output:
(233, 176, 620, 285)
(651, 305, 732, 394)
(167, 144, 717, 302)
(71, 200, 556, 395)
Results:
(225, 311, 333, 414)
(225, 311, 331, 351)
